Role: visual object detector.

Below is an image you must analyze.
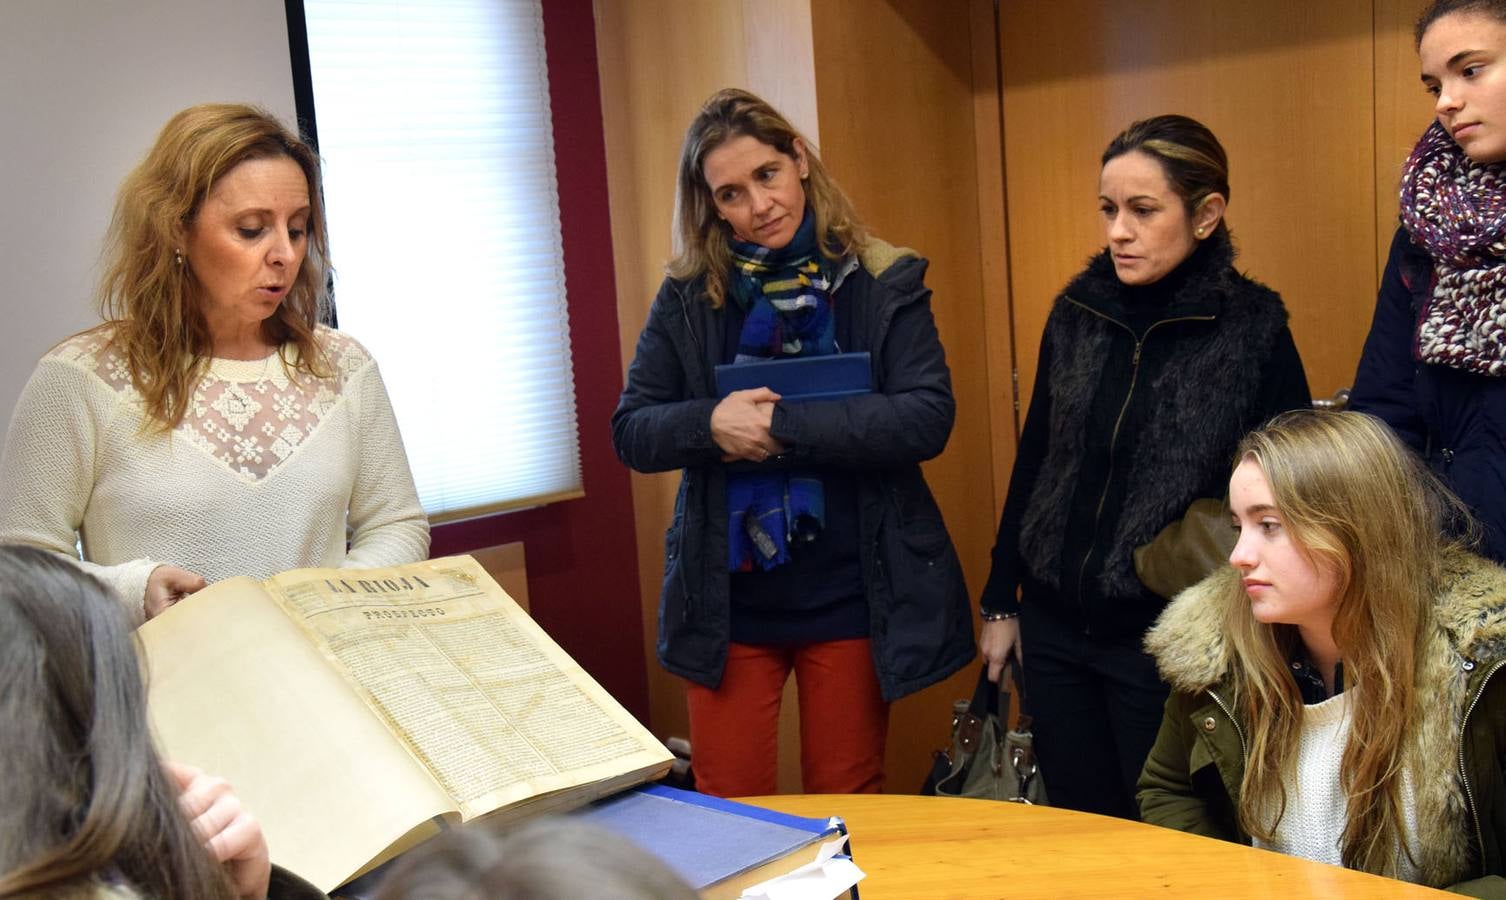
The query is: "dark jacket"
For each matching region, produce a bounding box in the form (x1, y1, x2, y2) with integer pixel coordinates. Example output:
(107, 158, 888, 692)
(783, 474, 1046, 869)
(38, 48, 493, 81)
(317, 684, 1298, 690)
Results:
(1138, 553, 1506, 897)
(980, 235, 1311, 637)
(1351, 227, 1506, 563)
(610, 240, 975, 701)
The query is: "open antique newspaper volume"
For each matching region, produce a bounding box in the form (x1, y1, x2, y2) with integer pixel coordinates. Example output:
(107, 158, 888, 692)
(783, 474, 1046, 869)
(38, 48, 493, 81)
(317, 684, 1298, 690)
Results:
(138, 555, 674, 892)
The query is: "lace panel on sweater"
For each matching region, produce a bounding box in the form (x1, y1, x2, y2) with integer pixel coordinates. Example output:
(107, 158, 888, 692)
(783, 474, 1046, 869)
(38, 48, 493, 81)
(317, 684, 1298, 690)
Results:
(60, 330, 370, 481)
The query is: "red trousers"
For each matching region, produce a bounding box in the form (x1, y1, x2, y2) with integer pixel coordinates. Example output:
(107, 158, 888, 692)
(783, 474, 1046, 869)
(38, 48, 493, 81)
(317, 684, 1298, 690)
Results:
(685, 638, 890, 797)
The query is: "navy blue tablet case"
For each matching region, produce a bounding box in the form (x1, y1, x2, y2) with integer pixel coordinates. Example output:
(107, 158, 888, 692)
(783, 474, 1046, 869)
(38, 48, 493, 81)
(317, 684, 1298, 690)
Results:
(714, 352, 872, 401)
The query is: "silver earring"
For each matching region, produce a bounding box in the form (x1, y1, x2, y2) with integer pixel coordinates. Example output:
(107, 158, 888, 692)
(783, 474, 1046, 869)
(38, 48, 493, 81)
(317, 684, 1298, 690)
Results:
(173, 248, 185, 266)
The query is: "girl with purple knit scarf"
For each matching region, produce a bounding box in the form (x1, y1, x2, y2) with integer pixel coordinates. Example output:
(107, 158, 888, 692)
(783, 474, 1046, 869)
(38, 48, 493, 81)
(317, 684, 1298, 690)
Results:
(1351, 0, 1506, 564)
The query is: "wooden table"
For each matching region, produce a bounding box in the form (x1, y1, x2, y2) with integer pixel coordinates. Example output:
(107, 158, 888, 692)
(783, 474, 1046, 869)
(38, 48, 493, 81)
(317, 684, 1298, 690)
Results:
(741, 794, 1450, 898)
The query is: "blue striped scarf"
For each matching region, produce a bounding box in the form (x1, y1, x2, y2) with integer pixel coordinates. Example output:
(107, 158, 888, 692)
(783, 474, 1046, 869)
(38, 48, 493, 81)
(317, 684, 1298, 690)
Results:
(728, 211, 837, 359)
(726, 209, 834, 572)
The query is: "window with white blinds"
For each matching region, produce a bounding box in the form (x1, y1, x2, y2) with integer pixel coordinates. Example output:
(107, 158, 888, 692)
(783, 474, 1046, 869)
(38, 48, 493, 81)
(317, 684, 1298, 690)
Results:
(302, 0, 582, 522)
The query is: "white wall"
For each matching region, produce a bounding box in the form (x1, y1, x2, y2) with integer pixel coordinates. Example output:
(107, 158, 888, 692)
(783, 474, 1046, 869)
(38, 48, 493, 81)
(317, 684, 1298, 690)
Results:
(0, 1, 296, 431)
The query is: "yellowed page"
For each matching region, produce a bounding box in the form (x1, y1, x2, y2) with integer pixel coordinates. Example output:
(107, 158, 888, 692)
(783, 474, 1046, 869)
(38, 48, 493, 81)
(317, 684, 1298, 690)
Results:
(264, 556, 673, 820)
(139, 576, 457, 891)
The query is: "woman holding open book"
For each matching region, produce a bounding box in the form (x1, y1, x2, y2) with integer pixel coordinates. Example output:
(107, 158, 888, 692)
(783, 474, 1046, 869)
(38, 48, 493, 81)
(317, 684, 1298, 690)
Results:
(612, 88, 974, 797)
(0, 103, 429, 625)
(1139, 410, 1506, 893)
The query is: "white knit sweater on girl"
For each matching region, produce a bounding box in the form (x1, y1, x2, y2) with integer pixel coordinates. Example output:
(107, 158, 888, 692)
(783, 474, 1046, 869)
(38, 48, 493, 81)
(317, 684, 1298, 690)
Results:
(1252, 689, 1423, 883)
(0, 325, 429, 623)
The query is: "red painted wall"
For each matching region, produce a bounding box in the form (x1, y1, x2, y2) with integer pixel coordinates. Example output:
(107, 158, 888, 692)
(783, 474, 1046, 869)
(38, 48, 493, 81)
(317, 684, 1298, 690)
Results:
(430, 0, 649, 723)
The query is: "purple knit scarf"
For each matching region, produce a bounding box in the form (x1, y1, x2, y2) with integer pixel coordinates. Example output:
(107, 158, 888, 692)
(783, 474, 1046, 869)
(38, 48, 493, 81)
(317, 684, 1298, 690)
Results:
(1401, 121, 1506, 375)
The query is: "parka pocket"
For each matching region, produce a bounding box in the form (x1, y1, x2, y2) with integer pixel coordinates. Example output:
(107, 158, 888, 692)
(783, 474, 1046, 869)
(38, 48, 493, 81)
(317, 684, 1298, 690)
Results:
(887, 472, 952, 561)
(900, 520, 950, 558)
(660, 472, 696, 622)
(662, 516, 690, 622)
(875, 520, 967, 681)
(664, 518, 682, 566)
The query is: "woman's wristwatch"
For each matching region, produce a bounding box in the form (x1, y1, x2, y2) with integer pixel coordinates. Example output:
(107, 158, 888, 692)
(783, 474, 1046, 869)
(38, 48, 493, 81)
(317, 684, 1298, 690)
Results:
(980, 609, 1019, 622)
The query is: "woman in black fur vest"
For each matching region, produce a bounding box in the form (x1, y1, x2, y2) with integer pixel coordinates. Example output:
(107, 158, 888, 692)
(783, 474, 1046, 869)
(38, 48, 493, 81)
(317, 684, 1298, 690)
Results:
(977, 115, 1311, 818)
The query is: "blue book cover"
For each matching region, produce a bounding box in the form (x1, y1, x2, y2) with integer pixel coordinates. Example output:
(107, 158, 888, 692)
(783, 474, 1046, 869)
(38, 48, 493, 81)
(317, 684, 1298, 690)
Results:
(577, 785, 852, 897)
(715, 353, 872, 402)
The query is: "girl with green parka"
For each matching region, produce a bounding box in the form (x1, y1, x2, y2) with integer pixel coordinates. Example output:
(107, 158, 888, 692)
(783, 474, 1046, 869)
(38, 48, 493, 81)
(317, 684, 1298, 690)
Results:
(1138, 410, 1506, 895)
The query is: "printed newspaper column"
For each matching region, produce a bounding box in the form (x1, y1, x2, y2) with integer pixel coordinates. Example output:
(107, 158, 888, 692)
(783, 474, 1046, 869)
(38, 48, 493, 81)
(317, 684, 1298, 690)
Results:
(267, 561, 661, 818)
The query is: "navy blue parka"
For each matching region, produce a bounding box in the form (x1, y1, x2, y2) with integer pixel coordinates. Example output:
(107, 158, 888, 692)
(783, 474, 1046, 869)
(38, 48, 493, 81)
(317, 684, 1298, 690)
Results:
(1351, 227, 1506, 562)
(610, 239, 975, 701)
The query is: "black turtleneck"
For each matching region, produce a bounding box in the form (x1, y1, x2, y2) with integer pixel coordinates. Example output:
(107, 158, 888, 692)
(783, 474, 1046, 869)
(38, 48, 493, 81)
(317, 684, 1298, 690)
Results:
(1101, 232, 1222, 334)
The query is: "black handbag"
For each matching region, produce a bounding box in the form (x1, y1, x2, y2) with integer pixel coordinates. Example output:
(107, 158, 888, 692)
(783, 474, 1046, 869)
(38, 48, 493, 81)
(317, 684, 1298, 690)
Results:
(921, 661, 1047, 804)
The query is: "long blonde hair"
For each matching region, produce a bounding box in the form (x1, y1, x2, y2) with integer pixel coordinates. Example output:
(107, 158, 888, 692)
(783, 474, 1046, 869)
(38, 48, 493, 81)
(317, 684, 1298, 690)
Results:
(98, 103, 332, 430)
(1223, 410, 1469, 875)
(666, 88, 866, 308)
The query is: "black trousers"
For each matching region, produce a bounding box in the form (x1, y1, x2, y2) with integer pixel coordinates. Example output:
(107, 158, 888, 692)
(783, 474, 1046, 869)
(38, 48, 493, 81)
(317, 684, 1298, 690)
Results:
(1019, 600, 1169, 819)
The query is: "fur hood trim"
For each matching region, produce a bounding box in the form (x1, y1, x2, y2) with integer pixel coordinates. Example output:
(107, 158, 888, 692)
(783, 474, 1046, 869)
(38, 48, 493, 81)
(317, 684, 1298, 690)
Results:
(1143, 565, 1240, 693)
(1146, 550, 1506, 690)
(1433, 550, 1506, 662)
(857, 237, 917, 280)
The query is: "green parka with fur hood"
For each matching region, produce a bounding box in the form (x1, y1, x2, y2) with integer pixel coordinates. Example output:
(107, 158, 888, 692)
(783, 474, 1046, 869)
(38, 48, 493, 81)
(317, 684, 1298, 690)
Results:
(1136, 552, 1506, 897)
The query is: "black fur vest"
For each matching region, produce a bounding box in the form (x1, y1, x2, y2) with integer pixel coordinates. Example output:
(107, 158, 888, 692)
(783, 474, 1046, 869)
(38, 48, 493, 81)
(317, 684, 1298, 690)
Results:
(1017, 234, 1292, 599)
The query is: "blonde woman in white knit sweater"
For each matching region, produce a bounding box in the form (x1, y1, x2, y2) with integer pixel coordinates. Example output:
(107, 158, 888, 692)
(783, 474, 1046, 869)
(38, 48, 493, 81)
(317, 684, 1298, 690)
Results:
(1138, 410, 1506, 894)
(0, 104, 428, 625)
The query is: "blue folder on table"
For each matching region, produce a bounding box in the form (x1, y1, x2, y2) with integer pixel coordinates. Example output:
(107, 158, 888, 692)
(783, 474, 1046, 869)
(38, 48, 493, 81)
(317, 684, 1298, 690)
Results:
(715, 352, 872, 401)
(577, 784, 858, 899)
(334, 786, 858, 900)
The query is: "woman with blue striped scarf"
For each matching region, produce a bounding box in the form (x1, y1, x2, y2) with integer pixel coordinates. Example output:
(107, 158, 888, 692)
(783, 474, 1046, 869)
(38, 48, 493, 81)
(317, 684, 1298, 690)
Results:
(612, 88, 974, 798)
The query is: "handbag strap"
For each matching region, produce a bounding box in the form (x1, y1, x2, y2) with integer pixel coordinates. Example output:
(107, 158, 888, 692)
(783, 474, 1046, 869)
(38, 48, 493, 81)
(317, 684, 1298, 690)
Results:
(974, 660, 1033, 722)
(953, 667, 999, 758)
(968, 666, 1000, 719)
(1002, 658, 1032, 729)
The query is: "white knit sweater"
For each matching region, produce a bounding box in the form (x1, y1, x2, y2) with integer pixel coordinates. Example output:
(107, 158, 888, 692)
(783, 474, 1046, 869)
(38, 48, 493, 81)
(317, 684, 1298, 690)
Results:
(0, 325, 429, 623)
(1253, 691, 1423, 883)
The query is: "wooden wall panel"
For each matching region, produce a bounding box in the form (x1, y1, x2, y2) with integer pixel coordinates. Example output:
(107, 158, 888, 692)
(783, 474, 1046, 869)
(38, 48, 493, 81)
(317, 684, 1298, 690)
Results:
(469, 541, 530, 611)
(1000, 1, 1377, 406)
(595, 0, 751, 757)
(742, 0, 821, 142)
(971, 0, 1019, 517)
(1375, 0, 1436, 283)
(810, 0, 1003, 795)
